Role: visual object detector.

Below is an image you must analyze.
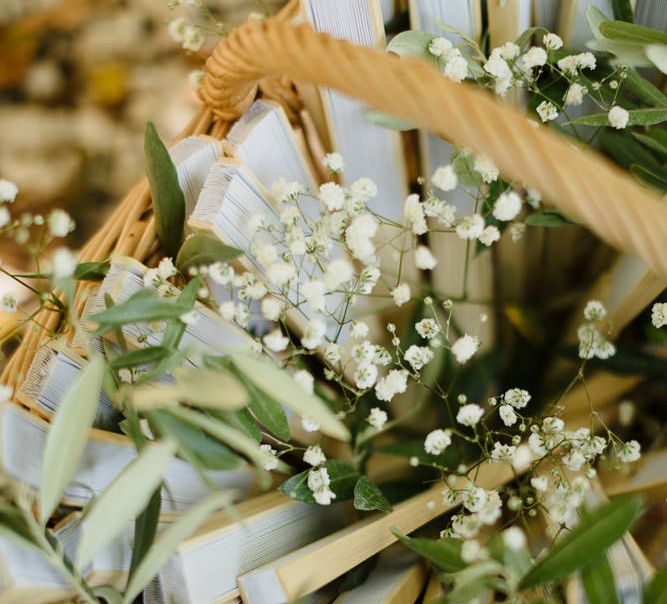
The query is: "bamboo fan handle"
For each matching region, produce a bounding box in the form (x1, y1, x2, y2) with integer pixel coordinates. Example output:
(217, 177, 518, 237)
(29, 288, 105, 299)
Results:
(201, 17, 667, 281)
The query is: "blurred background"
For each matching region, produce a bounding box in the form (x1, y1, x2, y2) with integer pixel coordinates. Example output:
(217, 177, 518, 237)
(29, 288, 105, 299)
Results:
(0, 0, 285, 259)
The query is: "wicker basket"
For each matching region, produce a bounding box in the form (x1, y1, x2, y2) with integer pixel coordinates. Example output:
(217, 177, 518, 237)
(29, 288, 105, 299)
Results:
(3, 3, 667, 405)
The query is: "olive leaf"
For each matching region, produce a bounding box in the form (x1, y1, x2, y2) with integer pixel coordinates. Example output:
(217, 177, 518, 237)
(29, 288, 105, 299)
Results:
(175, 234, 242, 274)
(581, 554, 620, 604)
(599, 20, 667, 46)
(122, 490, 236, 604)
(145, 121, 185, 257)
(392, 531, 466, 572)
(231, 354, 349, 442)
(569, 107, 667, 127)
(91, 289, 190, 326)
(75, 439, 177, 570)
(39, 355, 105, 523)
(519, 496, 644, 589)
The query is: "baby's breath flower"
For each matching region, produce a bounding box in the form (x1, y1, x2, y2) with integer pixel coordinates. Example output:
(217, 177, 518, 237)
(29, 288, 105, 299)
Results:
(478, 225, 500, 247)
(323, 258, 354, 290)
(368, 407, 388, 429)
(416, 318, 439, 340)
(301, 319, 326, 350)
(451, 334, 479, 364)
(499, 42, 520, 60)
(302, 280, 326, 312)
(319, 182, 345, 211)
(520, 46, 547, 70)
(404, 345, 434, 371)
(51, 247, 77, 278)
(308, 467, 336, 505)
(168, 17, 187, 42)
(428, 36, 453, 57)
(303, 445, 326, 467)
(608, 105, 629, 129)
(536, 100, 558, 122)
(651, 302, 667, 328)
(414, 245, 437, 270)
(271, 178, 302, 203)
(456, 214, 485, 240)
(504, 388, 531, 409)
(583, 300, 607, 321)
(349, 177, 377, 203)
(618, 440, 641, 463)
(260, 296, 283, 321)
(47, 209, 74, 238)
(461, 539, 485, 563)
(543, 32, 563, 50)
(424, 429, 452, 455)
(324, 342, 341, 364)
(431, 164, 458, 192)
(354, 363, 378, 389)
(509, 222, 526, 242)
(301, 417, 320, 432)
(323, 152, 345, 173)
(531, 475, 548, 492)
(391, 283, 411, 307)
(502, 526, 526, 551)
(0, 179, 18, 203)
(456, 403, 484, 427)
(182, 25, 204, 52)
(493, 191, 523, 221)
(443, 51, 469, 83)
(260, 444, 279, 470)
(179, 309, 199, 326)
(564, 82, 587, 106)
(345, 213, 378, 262)
(484, 50, 512, 79)
(188, 69, 204, 89)
(0, 207, 10, 229)
(473, 155, 499, 183)
(1, 293, 17, 314)
(404, 194, 427, 235)
(294, 370, 314, 395)
(263, 328, 289, 352)
(490, 442, 516, 461)
(499, 404, 517, 427)
(375, 369, 408, 402)
(267, 260, 296, 287)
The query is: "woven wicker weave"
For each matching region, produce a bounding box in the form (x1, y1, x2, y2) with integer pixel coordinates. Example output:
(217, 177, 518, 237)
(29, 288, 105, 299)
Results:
(3, 0, 667, 390)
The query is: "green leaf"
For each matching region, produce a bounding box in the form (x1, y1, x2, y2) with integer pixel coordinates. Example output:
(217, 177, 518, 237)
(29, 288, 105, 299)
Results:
(630, 164, 667, 191)
(129, 487, 161, 581)
(238, 373, 290, 441)
(74, 261, 110, 281)
(148, 410, 245, 470)
(231, 354, 349, 442)
(448, 561, 503, 602)
(168, 405, 288, 478)
(599, 21, 667, 45)
(110, 347, 170, 370)
(279, 460, 359, 504)
(363, 109, 417, 131)
(525, 211, 577, 227)
(145, 121, 185, 257)
(386, 30, 437, 60)
(585, 6, 611, 40)
(175, 234, 242, 274)
(623, 69, 667, 106)
(599, 130, 664, 173)
(160, 277, 200, 351)
(122, 490, 236, 604)
(393, 531, 466, 572)
(75, 438, 177, 570)
(353, 476, 392, 513)
(631, 132, 667, 159)
(130, 366, 248, 412)
(581, 554, 620, 604)
(515, 27, 549, 49)
(611, 0, 633, 22)
(92, 586, 123, 604)
(215, 408, 262, 443)
(587, 39, 654, 67)
(569, 107, 667, 127)
(646, 44, 667, 75)
(519, 496, 644, 589)
(0, 504, 38, 547)
(644, 564, 667, 604)
(92, 289, 189, 326)
(39, 355, 105, 523)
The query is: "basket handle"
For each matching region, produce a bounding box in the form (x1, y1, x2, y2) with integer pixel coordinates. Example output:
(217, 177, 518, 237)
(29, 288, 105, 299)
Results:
(201, 17, 667, 281)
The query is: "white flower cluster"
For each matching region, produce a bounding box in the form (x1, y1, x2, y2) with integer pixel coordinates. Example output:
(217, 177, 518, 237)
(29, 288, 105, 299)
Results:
(168, 18, 205, 52)
(307, 467, 336, 505)
(652, 302, 667, 328)
(577, 301, 615, 360)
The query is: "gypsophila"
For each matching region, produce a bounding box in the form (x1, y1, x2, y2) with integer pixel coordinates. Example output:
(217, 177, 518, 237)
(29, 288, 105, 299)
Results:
(451, 334, 479, 364)
(536, 101, 558, 122)
(392, 283, 411, 307)
(0, 179, 18, 203)
(456, 403, 484, 427)
(414, 245, 438, 270)
(608, 105, 629, 129)
(303, 445, 327, 467)
(456, 214, 485, 240)
(368, 407, 388, 429)
(499, 404, 518, 427)
(424, 429, 452, 455)
(375, 369, 408, 402)
(260, 444, 279, 470)
(652, 302, 667, 328)
(583, 300, 607, 321)
(473, 155, 499, 183)
(323, 152, 345, 173)
(416, 318, 439, 340)
(504, 388, 531, 409)
(492, 191, 522, 221)
(404, 345, 434, 372)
